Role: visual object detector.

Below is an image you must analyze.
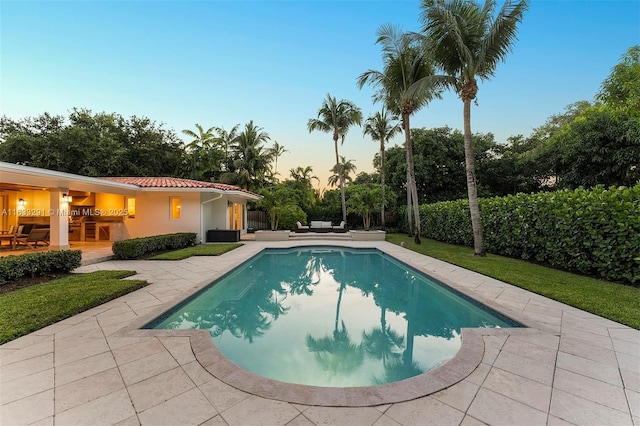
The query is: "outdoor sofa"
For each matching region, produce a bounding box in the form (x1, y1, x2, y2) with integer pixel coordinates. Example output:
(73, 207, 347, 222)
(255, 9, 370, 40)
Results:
(309, 221, 333, 233)
(302, 221, 347, 233)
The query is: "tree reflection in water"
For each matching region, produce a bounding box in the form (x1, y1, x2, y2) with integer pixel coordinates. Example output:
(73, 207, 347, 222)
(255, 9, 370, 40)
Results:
(149, 247, 516, 386)
(306, 320, 365, 379)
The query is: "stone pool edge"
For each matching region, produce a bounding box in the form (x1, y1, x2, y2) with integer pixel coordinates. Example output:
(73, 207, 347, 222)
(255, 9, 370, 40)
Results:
(111, 241, 553, 407)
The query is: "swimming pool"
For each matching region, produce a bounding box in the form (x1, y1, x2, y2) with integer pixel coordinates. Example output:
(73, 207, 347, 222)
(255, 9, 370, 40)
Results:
(145, 246, 520, 387)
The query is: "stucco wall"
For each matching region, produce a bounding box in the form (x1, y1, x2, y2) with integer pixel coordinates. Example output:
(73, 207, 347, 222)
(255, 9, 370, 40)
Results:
(95, 193, 125, 213)
(124, 192, 202, 240)
(201, 194, 228, 235)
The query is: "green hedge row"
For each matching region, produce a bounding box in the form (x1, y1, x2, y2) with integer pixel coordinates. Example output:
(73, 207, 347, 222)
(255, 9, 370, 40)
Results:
(112, 233, 197, 260)
(0, 250, 82, 285)
(416, 185, 640, 284)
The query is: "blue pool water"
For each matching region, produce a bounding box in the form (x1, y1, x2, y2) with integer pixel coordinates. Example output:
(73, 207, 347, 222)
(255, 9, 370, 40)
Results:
(145, 247, 520, 387)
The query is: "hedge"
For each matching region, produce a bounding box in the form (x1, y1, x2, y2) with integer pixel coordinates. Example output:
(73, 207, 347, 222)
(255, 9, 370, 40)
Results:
(112, 233, 197, 260)
(413, 185, 640, 284)
(0, 250, 82, 285)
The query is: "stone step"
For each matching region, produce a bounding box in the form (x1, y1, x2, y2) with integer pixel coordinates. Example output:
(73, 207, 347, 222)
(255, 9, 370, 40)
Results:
(288, 232, 352, 240)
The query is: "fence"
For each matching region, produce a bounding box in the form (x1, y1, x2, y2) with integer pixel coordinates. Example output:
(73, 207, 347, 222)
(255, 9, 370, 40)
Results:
(247, 210, 269, 230)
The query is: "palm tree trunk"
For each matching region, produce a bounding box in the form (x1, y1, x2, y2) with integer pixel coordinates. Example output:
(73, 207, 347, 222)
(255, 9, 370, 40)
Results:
(340, 175, 347, 223)
(403, 115, 413, 237)
(380, 139, 385, 228)
(463, 98, 485, 256)
(335, 282, 345, 334)
(334, 135, 347, 224)
(404, 115, 421, 244)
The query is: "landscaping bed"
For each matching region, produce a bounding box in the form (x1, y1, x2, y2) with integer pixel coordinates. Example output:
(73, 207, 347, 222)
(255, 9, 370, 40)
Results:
(149, 243, 243, 260)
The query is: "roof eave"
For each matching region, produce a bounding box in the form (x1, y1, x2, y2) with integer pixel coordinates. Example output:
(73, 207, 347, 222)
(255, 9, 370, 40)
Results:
(0, 162, 140, 195)
(138, 187, 261, 200)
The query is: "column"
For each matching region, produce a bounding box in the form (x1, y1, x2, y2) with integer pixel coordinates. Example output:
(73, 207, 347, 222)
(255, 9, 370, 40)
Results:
(49, 189, 70, 250)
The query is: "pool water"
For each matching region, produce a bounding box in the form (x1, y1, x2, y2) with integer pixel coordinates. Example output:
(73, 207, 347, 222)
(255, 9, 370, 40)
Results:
(145, 247, 519, 387)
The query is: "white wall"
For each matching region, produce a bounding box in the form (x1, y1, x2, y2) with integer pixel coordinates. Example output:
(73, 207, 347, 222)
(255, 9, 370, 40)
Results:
(124, 192, 202, 240)
(200, 194, 251, 239)
(201, 194, 228, 234)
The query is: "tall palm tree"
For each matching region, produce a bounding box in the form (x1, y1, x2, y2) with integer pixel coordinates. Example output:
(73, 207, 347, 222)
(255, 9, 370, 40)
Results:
(420, 0, 529, 255)
(308, 94, 363, 223)
(269, 141, 288, 175)
(357, 24, 447, 243)
(363, 107, 402, 230)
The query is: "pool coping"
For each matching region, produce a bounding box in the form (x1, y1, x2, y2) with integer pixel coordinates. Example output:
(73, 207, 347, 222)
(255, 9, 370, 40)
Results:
(112, 240, 553, 407)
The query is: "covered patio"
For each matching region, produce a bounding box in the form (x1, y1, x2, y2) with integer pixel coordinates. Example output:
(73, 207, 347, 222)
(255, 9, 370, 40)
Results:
(0, 162, 261, 251)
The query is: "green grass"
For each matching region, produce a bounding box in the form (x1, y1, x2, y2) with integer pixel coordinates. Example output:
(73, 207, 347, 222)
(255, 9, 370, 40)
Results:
(148, 243, 243, 260)
(0, 271, 148, 344)
(386, 234, 640, 329)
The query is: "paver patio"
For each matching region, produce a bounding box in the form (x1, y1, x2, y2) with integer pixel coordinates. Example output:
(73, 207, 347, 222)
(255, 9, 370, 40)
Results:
(1, 240, 638, 425)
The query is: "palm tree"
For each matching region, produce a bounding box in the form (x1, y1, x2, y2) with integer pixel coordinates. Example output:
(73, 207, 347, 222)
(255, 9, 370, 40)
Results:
(269, 141, 288, 175)
(290, 165, 319, 186)
(224, 121, 272, 190)
(288, 165, 319, 208)
(357, 24, 447, 244)
(308, 94, 363, 223)
(181, 124, 221, 180)
(420, 0, 529, 255)
(214, 124, 240, 171)
(363, 107, 402, 230)
(328, 157, 357, 188)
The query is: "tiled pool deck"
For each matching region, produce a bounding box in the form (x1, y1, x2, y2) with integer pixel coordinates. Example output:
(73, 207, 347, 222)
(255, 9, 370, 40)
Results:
(1, 240, 638, 425)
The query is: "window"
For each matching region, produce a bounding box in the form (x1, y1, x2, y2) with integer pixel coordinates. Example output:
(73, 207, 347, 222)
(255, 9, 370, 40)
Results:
(126, 197, 136, 219)
(170, 197, 181, 219)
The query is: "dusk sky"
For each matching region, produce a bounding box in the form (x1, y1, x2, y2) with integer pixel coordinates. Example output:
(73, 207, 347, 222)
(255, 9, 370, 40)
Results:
(1, 0, 638, 189)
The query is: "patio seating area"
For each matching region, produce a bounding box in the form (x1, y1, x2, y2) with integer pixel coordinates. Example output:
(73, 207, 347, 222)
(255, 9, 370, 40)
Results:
(1, 239, 638, 425)
(295, 221, 348, 233)
(0, 224, 51, 251)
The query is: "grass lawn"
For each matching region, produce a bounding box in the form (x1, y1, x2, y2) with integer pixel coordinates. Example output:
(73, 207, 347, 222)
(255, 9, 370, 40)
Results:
(0, 270, 147, 344)
(149, 243, 243, 260)
(386, 234, 640, 329)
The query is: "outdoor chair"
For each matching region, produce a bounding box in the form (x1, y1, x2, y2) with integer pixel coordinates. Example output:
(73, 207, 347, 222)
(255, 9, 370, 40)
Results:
(332, 221, 347, 233)
(15, 228, 50, 249)
(295, 221, 310, 233)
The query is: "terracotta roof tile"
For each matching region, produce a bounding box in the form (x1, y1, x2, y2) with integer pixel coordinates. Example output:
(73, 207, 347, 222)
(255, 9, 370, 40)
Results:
(100, 177, 259, 197)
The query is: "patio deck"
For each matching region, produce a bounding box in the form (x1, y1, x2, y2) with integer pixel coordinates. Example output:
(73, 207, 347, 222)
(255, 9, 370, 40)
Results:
(0, 241, 115, 266)
(1, 240, 638, 425)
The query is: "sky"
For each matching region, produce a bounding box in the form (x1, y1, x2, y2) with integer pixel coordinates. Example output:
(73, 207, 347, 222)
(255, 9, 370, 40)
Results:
(1, 0, 639, 189)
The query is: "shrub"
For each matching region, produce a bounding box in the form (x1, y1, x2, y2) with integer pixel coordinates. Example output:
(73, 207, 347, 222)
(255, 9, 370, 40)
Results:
(416, 185, 640, 284)
(112, 233, 197, 260)
(0, 250, 82, 285)
(279, 205, 307, 230)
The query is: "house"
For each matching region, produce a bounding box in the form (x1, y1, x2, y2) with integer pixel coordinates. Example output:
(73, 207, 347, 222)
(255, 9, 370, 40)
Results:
(0, 162, 260, 250)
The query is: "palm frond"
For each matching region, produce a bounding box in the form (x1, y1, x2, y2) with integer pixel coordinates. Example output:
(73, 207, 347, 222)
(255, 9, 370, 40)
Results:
(478, 0, 529, 79)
